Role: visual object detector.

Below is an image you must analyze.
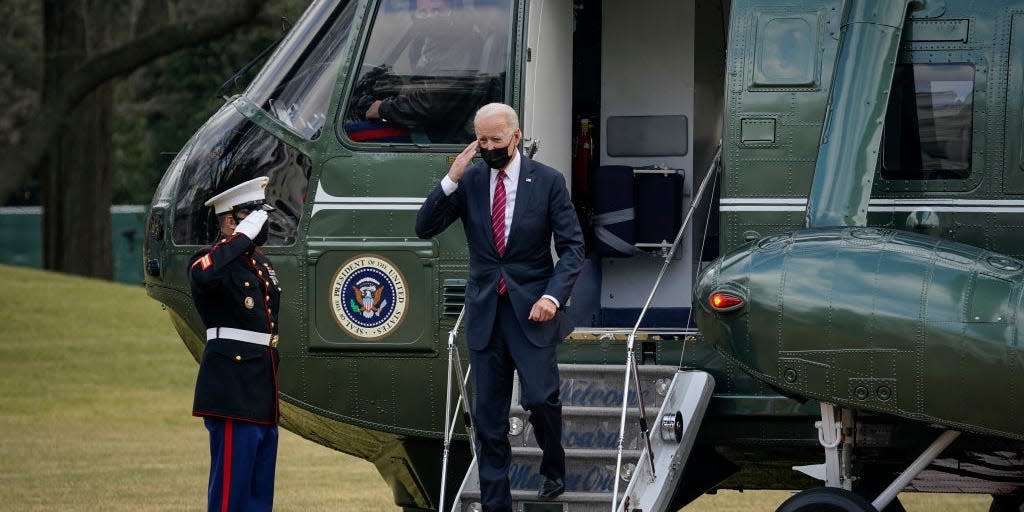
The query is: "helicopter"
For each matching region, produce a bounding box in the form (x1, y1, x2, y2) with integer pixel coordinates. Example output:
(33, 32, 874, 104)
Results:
(144, 0, 1024, 510)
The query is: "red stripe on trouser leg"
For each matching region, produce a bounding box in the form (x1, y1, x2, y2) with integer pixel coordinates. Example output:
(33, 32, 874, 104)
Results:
(222, 420, 233, 512)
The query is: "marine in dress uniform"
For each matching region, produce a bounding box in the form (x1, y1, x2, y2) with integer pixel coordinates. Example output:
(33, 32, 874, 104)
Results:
(416, 103, 585, 512)
(189, 177, 282, 512)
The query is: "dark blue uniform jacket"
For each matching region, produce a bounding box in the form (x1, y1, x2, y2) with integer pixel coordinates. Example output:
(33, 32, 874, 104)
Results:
(189, 232, 281, 424)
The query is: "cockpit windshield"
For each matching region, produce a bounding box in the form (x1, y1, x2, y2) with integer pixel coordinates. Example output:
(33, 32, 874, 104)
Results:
(341, 0, 513, 145)
(168, 105, 310, 247)
(163, 0, 360, 247)
(246, 0, 358, 139)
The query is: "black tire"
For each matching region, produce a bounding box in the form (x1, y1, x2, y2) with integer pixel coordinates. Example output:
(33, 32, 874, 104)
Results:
(777, 487, 876, 512)
(991, 495, 1024, 512)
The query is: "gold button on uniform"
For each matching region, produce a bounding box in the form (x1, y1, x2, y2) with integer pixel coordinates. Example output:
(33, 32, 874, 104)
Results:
(244, 281, 250, 288)
(235, 355, 242, 362)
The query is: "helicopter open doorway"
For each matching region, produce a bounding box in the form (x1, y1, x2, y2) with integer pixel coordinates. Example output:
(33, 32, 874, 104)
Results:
(522, 0, 728, 336)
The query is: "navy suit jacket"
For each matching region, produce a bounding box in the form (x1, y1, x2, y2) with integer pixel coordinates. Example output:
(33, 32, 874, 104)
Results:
(416, 156, 585, 350)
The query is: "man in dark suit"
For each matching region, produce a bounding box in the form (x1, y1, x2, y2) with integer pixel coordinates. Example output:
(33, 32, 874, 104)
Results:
(416, 103, 584, 511)
(189, 176, 282, 512)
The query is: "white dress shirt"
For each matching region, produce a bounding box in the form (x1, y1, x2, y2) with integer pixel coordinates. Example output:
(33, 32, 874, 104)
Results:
(439, 150, 560, 308)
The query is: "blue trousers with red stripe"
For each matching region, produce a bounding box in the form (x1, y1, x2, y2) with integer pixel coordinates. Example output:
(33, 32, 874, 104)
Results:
(205, 417, 278, 512)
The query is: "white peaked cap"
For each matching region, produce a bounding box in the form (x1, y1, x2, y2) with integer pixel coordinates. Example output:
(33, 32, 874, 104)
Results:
(204, 176, 270, 214)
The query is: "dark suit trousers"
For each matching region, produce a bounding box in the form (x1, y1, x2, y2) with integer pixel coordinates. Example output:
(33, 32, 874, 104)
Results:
(470, 295, 565, 512)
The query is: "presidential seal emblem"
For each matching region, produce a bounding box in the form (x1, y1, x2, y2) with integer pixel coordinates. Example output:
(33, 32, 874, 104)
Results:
(330, 255, 408, 340)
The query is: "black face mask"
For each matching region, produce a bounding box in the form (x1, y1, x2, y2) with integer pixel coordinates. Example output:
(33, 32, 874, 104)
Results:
(480, 144, 513, 170)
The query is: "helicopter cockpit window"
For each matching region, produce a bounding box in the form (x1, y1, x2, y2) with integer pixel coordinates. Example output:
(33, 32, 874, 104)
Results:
(245, 0, 357, 139)
(171, 105, 311, 247)
(340, 0, 512, 145)
(882, 63, 975, 180)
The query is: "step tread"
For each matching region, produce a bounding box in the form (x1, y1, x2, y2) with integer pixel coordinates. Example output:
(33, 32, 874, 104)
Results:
(556, 363, 679, 373)
(461, 489, 614, 502)
(510, 446, 642, 458)
(511, 405, 658, 416)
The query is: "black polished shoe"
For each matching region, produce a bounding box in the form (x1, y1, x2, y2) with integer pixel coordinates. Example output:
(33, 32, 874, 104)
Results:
(537, 477, 565, 499)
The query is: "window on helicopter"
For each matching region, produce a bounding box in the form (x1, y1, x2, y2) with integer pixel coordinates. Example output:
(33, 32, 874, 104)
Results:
(881, 63, 975, 180)
(246, 0, 358, 139)
(339, 0, 513, 146)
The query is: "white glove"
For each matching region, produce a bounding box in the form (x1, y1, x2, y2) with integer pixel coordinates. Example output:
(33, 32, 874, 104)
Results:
(234, 209, 268, 241)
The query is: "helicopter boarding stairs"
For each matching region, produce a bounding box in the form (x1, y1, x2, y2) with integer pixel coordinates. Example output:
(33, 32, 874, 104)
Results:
(444, 151, 723, 512)
(438, 149, 723, 512)
(449, 364, 714, 512)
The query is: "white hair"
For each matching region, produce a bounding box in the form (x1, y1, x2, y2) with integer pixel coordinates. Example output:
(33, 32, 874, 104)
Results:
(474, 103, 519, 134)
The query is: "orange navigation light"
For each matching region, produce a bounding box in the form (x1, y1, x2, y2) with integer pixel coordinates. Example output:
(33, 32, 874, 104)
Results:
(709, 291, 744, 312)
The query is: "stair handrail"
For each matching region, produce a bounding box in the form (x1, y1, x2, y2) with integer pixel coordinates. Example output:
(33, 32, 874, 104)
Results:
(611, 144, 722, 512)
(440, 305, 477, 512)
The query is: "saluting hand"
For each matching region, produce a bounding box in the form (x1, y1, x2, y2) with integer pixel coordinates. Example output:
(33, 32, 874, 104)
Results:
(528, 297, 557, 322)
(235, 210, 268, 241)
(447, 140, 479, 183)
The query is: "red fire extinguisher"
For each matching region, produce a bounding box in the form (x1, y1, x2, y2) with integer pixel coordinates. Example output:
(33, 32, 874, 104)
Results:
(572, 117, 593, 201)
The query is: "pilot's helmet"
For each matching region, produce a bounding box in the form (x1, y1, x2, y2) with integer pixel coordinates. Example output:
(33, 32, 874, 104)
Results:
(204, 176, 275, 215)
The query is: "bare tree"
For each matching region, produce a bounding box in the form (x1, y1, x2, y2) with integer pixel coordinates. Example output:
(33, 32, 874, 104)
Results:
(0, 0, 275, 278)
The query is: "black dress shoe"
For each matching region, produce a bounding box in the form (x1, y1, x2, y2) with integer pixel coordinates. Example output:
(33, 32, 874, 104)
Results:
(537, 477, 565, 499)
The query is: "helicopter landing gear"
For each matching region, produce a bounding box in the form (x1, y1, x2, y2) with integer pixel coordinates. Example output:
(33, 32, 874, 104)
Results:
(869, 430, 961, 511)
(869, 495, 906, 512)
(776, 487, 876, 512)
(792, 403, 961, 512)
(852, 477, 906, 512)
(792, 403, 855, 489)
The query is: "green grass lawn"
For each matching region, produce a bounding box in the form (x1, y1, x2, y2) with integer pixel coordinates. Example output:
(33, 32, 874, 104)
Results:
(0, 264, 992, 511)
(0, 265, 396, 512)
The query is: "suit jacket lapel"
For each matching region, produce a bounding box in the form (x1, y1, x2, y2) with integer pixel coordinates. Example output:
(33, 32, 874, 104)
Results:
(507, 157, 535, 250)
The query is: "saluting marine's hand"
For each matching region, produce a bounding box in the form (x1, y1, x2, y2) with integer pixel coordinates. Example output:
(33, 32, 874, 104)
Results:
(447, 141, 479, 183)
(528, 297, 557, 322)
(235, 210, 268, 241)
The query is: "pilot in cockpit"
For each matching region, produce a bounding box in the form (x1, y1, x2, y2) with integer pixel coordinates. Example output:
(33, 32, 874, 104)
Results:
(346, 0, 506, 144)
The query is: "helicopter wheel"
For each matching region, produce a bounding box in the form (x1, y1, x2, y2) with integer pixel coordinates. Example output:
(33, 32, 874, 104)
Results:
(776, 487, 876, 512)
(990, 494, 1024, 512)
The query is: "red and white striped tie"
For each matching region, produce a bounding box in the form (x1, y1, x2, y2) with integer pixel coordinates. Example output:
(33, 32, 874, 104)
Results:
(491, 170, 507, 295)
